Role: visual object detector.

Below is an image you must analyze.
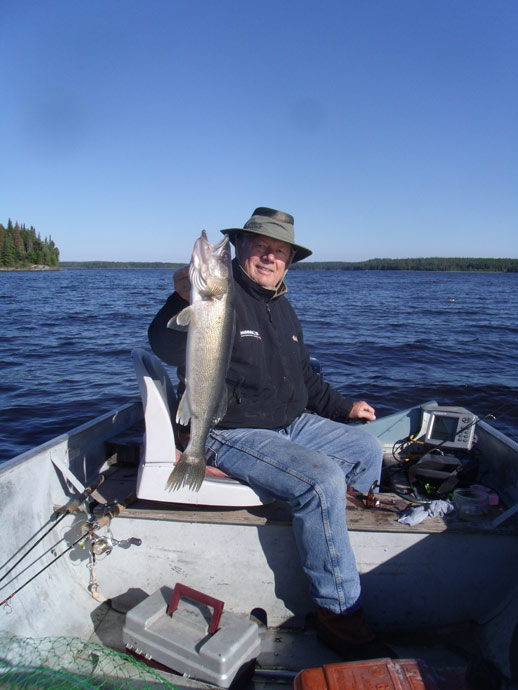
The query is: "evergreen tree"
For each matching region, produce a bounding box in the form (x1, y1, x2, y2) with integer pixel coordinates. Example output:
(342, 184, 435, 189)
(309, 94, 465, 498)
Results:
(0, 219, 60, 268)
(1, 228, 17, 266)
(12, 222, 24, 262)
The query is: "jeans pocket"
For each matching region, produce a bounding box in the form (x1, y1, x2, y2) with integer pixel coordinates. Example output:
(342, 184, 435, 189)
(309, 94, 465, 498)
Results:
(206, 435, 220, 467)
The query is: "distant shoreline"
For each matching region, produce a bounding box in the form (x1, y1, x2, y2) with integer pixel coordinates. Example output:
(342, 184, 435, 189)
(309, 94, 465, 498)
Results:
(0, 265, 61, 273)
(57, 258, 518, 273)
(2, 259, 516, 273)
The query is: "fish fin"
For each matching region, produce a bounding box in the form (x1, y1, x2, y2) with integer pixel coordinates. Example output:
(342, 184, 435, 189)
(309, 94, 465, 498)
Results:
(166, 453, 206, 492)
(176, 393, 191, 426)
(174, 306, 198, 328)
(166, 315, 188, 331)
(211, 387, 228, 425)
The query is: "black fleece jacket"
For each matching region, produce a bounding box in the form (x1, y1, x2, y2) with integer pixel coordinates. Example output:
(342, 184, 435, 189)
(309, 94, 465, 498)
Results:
(148, 259, 354, 430)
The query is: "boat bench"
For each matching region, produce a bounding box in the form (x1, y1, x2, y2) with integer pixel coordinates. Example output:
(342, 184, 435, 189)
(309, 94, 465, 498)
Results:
(97, 445, 518, 538)
(100, 356, 518, 534)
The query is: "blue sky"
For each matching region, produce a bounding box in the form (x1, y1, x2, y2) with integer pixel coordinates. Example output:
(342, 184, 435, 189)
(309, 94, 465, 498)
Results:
(1, 0, 516, 262)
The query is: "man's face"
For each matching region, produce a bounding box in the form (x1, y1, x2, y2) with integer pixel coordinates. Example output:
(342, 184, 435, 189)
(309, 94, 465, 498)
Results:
(237, 234, 293, 289)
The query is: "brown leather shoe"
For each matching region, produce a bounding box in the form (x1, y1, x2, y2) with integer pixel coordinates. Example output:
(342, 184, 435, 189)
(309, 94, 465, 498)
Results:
(316, 607, 398, 662)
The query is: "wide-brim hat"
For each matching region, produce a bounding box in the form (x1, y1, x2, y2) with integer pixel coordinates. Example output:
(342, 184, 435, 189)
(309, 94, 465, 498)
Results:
(221, 207, 312, 263)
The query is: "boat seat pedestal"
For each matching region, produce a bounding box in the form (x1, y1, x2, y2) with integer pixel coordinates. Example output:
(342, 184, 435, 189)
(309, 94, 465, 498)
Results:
(132, 348, 271, 507)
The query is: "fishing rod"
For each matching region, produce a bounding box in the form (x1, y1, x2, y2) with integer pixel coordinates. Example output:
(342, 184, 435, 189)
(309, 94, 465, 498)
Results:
(426, 399, 518, 456)
(394, 399, 518, 461)
(389, 400, 518, 504)
(1, 491, 139, 609)
(0, 529, 92, 608)
(0, 475, 104, 588)
(0, 512, 69, 586)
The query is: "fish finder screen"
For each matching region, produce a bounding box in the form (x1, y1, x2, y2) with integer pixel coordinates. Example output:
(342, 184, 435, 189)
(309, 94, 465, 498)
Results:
(429, 415, 459, 442)
(420, 406, 478, 450)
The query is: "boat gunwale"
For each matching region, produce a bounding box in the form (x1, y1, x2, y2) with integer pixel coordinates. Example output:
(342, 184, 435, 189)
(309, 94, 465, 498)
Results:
(0, 400, 142, 473)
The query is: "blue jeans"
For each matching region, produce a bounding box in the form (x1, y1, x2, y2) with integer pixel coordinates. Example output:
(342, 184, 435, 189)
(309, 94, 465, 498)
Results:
(206, 412, 383, 615)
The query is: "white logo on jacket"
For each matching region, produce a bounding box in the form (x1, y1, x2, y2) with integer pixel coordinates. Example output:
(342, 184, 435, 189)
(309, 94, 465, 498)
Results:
(240, 330, 262, 340)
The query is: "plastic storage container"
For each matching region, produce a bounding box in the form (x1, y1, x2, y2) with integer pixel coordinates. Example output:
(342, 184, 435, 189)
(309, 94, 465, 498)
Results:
(453, 487, 489, 519)
(123, 583, 260, 687)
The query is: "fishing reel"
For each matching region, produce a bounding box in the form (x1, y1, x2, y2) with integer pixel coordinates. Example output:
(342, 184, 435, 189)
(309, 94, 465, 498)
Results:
(81, 529, 142, 556)
(79, 503, 142, 557)
(78, 502, 142, 600)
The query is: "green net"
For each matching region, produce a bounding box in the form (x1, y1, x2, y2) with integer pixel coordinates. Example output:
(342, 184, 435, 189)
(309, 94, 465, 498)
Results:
(0, 635, 178, 689)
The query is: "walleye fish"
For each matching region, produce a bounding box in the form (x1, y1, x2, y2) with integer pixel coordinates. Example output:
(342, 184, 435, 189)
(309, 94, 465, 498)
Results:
(165, 230, 234, 492)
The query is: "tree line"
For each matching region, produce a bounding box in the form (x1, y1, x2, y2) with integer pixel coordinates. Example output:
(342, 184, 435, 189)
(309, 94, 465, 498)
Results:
(290, 257, 518, 272)
(0, 219, 60, 268)
(60, 257, 518, 272)
(59, 261, 185, 269)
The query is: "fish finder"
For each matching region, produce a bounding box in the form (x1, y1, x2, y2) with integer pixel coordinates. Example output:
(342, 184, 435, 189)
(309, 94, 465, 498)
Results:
(417, 405, 479, 451)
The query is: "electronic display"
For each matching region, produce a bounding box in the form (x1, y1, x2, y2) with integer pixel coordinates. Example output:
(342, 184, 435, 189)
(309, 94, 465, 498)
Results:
(418, 405, 478, 450)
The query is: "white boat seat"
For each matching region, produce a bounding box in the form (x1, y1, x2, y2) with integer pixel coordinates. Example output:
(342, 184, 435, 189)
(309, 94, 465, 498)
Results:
(131, 348, 271, 507)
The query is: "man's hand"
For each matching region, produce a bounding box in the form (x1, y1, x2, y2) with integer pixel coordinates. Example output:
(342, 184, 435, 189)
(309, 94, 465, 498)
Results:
(349, 400, 376, 422)
(174, 265, 190, 301)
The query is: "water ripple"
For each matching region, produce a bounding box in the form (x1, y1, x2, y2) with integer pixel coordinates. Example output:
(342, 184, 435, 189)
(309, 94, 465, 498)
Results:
(1, 268, 517, 461)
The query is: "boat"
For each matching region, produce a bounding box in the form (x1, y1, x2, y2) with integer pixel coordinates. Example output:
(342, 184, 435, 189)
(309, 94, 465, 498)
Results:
(1, 348, 518, 689)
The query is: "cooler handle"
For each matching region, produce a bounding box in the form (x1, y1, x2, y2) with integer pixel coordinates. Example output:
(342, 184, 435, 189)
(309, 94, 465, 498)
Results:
(167, 583, 224, 634)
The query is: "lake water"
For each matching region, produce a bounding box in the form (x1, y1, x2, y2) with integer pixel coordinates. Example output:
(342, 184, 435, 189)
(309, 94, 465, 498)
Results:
(1, 268, 517, 462)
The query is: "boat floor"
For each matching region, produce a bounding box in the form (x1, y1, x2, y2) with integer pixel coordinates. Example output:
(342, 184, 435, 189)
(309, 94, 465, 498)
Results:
(86, 457, 518, 688)
(91, 596, 516, 690)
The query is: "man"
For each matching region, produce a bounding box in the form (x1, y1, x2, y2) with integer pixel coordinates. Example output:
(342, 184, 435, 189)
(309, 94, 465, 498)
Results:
(148, 207, 393, 661)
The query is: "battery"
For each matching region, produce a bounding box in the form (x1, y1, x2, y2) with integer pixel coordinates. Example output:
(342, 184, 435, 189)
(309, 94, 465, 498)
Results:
(123, 583, 260, 688)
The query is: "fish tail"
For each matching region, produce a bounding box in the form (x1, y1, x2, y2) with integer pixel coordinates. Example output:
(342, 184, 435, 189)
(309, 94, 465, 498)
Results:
(166, 453, 206, 493)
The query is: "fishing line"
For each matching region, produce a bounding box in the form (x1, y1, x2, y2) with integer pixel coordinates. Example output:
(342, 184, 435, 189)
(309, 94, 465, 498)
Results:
(0, 475, 104, 587)
(387, 400, 518, 504)
(0, 529, 90, 608)
(0, 512, 68, 585)
(0, 515, 58, 572)
(1, 491, 138, 609)
(432, 399, 518, 453)
(479, 399, 518, 427)
(392, 399, 518, 464)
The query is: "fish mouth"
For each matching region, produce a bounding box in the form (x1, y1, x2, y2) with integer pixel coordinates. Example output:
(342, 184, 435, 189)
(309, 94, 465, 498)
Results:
(197, 230, 229, 263)
(191, 231, 232, 297)
(193, 232, 230, 267)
